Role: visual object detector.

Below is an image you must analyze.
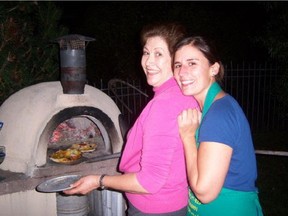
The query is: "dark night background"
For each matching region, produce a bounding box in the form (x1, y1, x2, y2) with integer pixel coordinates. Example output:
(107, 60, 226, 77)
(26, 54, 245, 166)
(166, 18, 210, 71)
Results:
(54, 1, 275, 84)
(54, 3, 288, 216)
(54, 4, 288, 216)
(0, 2, 287, 215)
(1, 1, 287, 105)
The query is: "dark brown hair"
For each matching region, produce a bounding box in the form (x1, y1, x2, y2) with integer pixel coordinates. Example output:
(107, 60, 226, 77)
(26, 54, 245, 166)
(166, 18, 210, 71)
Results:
(175, 36, 224, 83)
(140, 22, 187, 57)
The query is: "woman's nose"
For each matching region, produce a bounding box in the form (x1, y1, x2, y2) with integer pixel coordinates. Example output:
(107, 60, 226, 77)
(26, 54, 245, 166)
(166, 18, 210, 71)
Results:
(178, 65, 187, 76)
(145, 55, 154, 65)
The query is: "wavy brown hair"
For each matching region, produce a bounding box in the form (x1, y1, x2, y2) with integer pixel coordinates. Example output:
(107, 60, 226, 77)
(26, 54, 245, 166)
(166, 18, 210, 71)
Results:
(140, 22, 187, 57)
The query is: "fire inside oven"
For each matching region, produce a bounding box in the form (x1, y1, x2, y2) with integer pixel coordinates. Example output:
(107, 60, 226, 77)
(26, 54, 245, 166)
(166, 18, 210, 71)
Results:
(43, 106, 117, 166)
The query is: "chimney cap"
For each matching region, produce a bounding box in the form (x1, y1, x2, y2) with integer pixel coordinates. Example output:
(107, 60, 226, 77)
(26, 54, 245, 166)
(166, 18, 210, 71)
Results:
(54, 34, 96, 50)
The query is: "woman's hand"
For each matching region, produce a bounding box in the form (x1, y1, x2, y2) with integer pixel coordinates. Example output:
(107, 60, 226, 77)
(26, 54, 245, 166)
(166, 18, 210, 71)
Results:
(63, 175, 99, 195)
(178, 108, 201, 143)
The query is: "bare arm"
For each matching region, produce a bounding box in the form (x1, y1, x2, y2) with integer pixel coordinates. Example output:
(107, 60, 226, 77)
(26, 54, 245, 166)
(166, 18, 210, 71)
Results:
(178, 108, 232, 203)
(63, 173, 148, 195)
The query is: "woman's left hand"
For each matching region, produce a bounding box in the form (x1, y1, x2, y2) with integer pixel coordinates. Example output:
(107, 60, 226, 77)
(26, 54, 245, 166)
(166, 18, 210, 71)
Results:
(178, 108, 201, 142)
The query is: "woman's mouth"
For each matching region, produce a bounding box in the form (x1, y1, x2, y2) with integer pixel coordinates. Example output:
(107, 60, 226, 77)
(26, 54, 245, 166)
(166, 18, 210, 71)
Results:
(146, 70, 159, 76)
(181, 80, 194, 87)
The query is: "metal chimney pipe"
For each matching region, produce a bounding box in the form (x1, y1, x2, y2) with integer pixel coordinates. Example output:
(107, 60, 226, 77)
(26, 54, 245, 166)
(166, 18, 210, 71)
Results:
(55, 34, 95, 94)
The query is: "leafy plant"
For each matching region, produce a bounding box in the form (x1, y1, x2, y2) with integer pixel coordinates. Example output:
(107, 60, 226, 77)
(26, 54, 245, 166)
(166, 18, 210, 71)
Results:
(253, 2, 288, 118)
(0, 1, 68, 104)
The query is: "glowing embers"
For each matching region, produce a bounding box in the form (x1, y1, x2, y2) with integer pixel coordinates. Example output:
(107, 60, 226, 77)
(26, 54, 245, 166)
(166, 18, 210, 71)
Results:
(49, 117, 101, 144)
(47, 117, 107, 165)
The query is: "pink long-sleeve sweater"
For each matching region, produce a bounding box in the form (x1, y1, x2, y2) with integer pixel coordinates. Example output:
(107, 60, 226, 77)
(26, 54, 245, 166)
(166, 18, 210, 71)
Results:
(119, 77, 199, 214)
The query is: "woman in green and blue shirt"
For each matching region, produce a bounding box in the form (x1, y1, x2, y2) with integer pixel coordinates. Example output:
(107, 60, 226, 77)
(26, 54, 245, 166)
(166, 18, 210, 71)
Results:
(173, 36, 263, 216)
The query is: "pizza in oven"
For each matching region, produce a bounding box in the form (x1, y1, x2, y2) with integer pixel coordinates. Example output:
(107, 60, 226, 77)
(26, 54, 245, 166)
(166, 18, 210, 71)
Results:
(49, 148, 82, 164)
(71, 143, 97, 153)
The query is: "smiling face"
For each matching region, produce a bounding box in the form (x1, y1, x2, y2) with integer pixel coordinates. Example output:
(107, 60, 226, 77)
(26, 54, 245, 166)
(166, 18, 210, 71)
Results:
(174, 44, 219, 103)
(141, 36, 173, 87)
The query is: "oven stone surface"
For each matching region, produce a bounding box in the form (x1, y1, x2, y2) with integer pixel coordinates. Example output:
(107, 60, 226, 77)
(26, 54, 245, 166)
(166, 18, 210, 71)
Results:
(0, 155, 120, 195)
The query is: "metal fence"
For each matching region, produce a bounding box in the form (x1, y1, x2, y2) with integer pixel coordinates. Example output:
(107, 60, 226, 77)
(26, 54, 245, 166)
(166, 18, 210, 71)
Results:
(94, 79, 150, 126)
(93, 62, 288, 133)
(223, 62, 287, 132)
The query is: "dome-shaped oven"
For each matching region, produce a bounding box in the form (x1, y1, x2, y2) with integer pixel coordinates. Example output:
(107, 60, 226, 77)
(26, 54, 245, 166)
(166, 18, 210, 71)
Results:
(0, 81, 123, 176)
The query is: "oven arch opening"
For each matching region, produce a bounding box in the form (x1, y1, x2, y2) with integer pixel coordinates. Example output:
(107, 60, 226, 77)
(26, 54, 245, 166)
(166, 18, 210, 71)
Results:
(34, 106, 121, 169)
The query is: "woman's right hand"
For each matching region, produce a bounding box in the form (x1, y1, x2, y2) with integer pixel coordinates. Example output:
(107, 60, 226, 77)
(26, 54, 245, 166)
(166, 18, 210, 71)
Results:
(63, 175, 99, 195)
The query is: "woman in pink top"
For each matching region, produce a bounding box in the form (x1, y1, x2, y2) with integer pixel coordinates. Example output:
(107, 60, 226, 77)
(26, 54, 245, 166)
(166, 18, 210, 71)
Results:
(64, 22, 198, 215)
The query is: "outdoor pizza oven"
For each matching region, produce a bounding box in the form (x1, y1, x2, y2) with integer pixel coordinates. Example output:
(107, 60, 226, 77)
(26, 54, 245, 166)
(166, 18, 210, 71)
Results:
(0, 34, 124, 177)
(0, 34, 127, 216)
(0, 81, 124, 176)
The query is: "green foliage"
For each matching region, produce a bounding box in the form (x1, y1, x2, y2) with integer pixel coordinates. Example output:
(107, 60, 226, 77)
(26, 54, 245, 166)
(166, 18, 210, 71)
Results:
(253, 2, 288, 118)
(255, 2, 288, 63)
(0, 1, 68, 104)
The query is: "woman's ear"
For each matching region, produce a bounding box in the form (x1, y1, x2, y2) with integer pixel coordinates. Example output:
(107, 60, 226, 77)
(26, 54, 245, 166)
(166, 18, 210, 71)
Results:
(210, 62, 220, 76)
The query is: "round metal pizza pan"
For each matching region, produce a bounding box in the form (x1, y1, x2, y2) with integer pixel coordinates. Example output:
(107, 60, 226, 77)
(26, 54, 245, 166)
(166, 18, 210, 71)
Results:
(36, 174, 81, 193)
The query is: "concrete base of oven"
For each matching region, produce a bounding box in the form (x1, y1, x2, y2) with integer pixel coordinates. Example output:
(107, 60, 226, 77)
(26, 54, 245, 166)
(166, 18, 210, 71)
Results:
(0, 190, 57, 215)
(0, 156, 125, 215)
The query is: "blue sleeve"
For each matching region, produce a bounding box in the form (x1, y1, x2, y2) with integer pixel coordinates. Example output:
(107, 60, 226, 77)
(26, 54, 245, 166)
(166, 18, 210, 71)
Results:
(198, 100, 239, 149)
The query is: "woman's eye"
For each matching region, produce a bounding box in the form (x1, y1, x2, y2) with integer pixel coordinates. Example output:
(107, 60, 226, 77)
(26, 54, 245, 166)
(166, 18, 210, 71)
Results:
(188, 62, 196, 66)
(155, 52, 162, 57)
(143, 51, 149, 56)
(174, 64, 181, 69)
